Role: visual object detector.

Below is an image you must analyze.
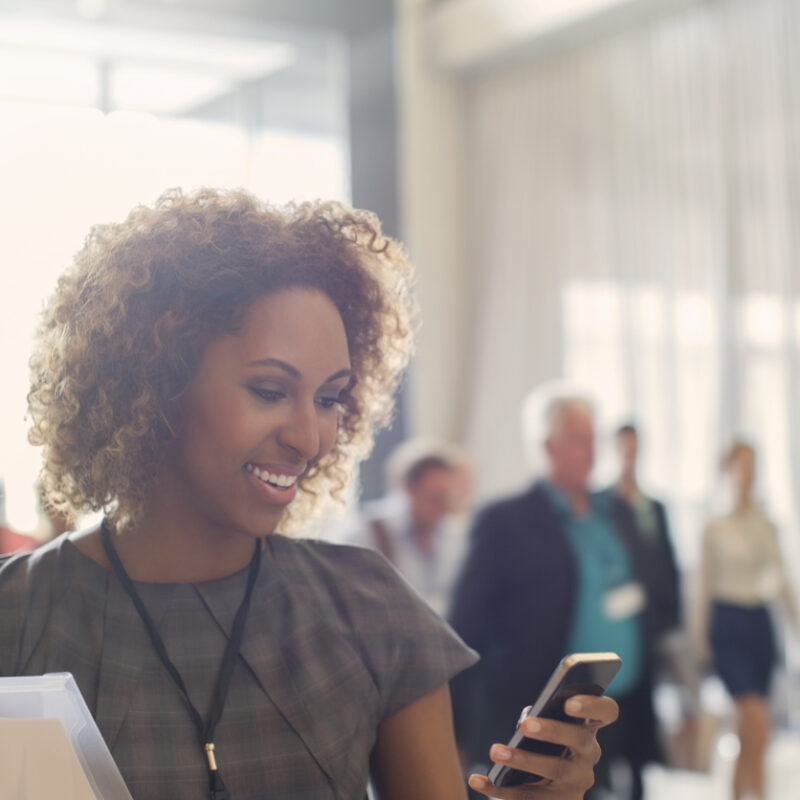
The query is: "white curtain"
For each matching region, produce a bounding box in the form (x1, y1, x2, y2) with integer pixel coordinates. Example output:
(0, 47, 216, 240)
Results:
(462, 0, 800, 570)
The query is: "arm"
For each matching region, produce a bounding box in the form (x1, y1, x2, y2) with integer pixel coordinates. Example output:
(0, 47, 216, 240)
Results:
(370, 684, 467, 800)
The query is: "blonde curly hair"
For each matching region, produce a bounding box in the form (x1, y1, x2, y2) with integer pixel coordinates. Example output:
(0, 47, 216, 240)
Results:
(28, 187, 417, 532)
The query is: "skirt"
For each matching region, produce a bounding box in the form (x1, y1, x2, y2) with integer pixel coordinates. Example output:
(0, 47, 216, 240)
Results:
(710, 601, 776, 697)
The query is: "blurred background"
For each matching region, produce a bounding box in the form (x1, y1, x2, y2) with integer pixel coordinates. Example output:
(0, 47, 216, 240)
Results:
(2, 0, 800, 795)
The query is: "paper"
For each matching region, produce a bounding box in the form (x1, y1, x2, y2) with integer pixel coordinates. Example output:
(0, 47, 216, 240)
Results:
(0, 673, 132, 800)
(0, 717, 96, 799)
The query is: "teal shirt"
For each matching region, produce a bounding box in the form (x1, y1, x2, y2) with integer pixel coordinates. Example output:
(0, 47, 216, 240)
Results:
(543, 484, 643, 697)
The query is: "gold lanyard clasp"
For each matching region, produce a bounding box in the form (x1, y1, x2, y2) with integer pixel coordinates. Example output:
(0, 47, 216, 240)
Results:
(205, 743, 218, 771)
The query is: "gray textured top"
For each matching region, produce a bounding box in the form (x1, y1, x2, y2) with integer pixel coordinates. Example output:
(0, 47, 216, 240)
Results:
(0, 533, 478, 800)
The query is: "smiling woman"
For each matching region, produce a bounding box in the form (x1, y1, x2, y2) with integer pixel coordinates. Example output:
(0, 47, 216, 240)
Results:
(0, 188, 617, 800)
(27, 189, 413, 539)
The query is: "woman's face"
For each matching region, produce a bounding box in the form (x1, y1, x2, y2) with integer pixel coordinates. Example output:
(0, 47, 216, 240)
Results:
(163, 288, 352, 541)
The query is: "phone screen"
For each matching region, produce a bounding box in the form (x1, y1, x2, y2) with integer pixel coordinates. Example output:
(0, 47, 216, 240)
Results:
(488, 652, 621, 788)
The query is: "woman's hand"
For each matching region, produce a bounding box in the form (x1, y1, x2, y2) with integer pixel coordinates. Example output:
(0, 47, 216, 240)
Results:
(467, 694, 619, 799)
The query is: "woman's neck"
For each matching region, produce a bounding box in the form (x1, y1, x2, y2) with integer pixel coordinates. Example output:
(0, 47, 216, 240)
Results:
(72, 510, 261, 584)
(112, 515, 259, 583)
(112, 458, 271, 581)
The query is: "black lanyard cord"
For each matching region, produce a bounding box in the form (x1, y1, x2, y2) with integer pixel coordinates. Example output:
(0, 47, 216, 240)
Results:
(101, 519, 262, 800)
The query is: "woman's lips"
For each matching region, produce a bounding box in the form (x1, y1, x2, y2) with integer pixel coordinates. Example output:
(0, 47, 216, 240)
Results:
(245, 462, 300, 488)
(244, 463, 299, 505)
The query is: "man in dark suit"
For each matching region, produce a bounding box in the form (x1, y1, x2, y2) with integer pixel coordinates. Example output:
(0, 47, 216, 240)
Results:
(612, 423, 681, 645)
(611, 423, 700, 768)
(449, 390, 660, 799)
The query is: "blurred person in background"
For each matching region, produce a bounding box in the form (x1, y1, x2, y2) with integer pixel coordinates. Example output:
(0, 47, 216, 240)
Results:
(0, 524, 39, 555)
(449, 448, 477, 520)
(449, 386, 653, 800)
(693, 441, 799, 800)
(611, 424, 701, 769)
(611, 423, 681, 645)
(346, 439, 469, 616)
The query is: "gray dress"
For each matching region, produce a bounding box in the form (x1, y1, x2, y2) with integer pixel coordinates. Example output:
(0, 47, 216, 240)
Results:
(0, 533, 477, 800)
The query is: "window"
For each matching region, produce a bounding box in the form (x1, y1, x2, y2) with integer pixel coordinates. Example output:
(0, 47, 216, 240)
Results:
(563, 281, 799, 569)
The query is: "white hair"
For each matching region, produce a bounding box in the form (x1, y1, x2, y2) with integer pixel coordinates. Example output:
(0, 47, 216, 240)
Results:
(520, 381, 594, 471)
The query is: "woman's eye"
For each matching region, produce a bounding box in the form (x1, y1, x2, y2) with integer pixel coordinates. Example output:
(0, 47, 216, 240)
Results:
(316, 396, 343, 410)
(251, 387, 285, 403)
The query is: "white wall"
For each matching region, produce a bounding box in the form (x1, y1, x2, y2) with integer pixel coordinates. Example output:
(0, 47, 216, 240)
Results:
(395, 0, 473, 443)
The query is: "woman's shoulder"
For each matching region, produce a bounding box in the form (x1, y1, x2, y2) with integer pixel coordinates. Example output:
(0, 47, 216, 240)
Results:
(0, 535, 83, 670)
(269, 533, 386, 561)
(0, 533, 66, 586)
(267, 534, 409, 601)
(266, 534, 467, 639)
(265, 536, 477, 723)
(0, 533, 96, 610)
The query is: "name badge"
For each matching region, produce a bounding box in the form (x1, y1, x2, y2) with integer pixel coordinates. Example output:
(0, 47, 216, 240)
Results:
(603, 582, 646, 621)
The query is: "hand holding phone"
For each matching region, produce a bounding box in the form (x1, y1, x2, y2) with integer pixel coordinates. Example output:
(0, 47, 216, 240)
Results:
(486, 652, 622, 789)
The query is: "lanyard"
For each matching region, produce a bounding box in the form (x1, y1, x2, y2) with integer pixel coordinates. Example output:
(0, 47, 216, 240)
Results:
(101, 519, 262, 800)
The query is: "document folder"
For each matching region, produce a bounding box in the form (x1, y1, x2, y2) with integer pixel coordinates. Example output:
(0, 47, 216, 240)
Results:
(0, 672, 133, 800)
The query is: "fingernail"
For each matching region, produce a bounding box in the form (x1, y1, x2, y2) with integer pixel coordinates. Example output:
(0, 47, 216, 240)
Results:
(468, 775, 488, 789)
(566, 699, 582, 714)
(492, 744, 512, 761)
(523, 718, 542, 734)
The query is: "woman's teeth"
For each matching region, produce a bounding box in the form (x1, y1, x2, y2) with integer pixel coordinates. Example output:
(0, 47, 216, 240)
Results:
(245, 463, 298, 488)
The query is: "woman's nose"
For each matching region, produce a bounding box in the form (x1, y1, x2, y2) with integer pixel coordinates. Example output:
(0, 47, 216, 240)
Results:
(276, 399, 320, 460)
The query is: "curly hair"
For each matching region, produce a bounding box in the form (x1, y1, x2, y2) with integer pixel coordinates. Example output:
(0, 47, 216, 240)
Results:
(28, 187, 417, 532)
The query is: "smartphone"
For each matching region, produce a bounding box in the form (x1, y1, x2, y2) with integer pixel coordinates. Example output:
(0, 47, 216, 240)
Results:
(487, 651, 622, 789)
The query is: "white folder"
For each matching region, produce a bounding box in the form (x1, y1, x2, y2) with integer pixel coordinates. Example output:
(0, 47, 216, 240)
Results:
(0, 673, 132, 800)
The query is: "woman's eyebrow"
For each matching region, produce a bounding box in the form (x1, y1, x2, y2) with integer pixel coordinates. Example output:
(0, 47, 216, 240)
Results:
(248, 358, 352, 385)
(248, 358, 302, 378)
(323, 368, 353, 385)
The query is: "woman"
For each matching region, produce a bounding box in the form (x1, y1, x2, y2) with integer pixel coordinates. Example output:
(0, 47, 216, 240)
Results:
(0, 188, 617, 799)
(695, 441, 798, 800)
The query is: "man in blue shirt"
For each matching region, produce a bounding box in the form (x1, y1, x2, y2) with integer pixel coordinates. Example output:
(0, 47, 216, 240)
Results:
(450, 387, 659, 799)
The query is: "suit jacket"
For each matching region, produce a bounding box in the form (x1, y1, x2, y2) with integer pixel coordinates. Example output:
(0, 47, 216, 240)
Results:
(448, 480, 658, 765)
(617, 495, 681, 640)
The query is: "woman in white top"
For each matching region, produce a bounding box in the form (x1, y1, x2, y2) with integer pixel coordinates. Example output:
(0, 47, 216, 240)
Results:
(695, 441, 798, 800)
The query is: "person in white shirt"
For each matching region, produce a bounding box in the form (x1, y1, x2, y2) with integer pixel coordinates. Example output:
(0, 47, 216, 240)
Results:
(348, 440, 469, 616)
(694, 441, 799, 800)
